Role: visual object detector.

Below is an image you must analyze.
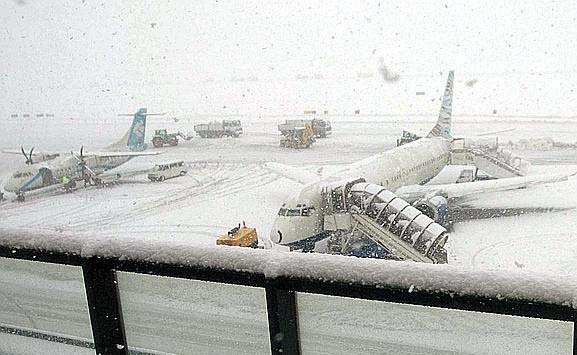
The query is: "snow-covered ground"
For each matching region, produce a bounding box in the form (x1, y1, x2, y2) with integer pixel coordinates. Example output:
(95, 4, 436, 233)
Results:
(1, 114, 577, 274)
(1, 114, 576, 353)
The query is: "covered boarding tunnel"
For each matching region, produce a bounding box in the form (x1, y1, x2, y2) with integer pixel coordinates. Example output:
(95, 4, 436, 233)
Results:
(323, 181, 448, 263)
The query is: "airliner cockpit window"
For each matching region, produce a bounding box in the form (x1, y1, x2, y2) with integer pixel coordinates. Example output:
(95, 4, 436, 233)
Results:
(286, 209, 302, 217)
(301, 207, 314, 216)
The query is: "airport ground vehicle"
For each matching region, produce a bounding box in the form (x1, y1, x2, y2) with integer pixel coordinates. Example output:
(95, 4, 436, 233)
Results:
(216, 223, 259, 248)
(278, 118, 332, 138)
(397, 130, 421, 146)
(279, 124, 315, 148)
(151, 129, 193, 148)
(3, 108, 162, 198)
(148, 160, 187, 182)
(194, 120, 243, 138)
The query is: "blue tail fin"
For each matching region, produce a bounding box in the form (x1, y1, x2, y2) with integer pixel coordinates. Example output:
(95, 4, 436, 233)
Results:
(107, 108, 148, 151)
(427, 71, 453, 140)
(127, 108, 147, 151)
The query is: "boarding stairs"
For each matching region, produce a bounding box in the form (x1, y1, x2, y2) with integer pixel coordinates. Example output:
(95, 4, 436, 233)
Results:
(468, 149, 526, 178)
(350, 214, 434, 263)
(451, 146, 529, 179)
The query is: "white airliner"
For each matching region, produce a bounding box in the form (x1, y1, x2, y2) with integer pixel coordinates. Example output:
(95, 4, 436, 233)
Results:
(2, 108, 161, 198)
(267, 71, 570, 250)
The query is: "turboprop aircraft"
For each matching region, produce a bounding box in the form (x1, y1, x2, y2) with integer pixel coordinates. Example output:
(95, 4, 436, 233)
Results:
(266, 71, 571, 261)
(2, 108, 162, 199)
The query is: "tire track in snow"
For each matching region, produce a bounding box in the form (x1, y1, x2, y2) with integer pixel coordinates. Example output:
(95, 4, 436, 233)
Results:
(469, 232, 570, 267)
(20, 162, 232, 229)
(61, 163, 278, 230)
(100, 165, 277, 227)
(98, 224, 229, 239)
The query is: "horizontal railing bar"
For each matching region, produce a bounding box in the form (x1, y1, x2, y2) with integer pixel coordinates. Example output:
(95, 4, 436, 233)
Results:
(0, 246, 83, 266)
(110, 257, 576, 322)
(275, 277, 577, 322)
(108, 258, 267, 288)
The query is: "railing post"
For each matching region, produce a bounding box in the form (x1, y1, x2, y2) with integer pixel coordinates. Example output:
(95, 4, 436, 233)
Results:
(265, 283, 301, 355)
(82, 257, 128, 355)
(573, 310, 577, 355)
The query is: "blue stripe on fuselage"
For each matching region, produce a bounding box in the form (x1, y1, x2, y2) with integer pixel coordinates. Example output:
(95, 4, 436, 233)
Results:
(19, 171, 43, 192)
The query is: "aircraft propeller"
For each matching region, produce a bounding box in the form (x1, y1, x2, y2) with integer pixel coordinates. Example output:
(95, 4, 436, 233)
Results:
(20, 146, 34, 165)
(71, 146, 96, 177)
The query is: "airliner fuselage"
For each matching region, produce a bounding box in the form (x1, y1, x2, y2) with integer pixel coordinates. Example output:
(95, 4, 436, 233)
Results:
(4, 155, 131, 193)
(270, 137, 451, 246)
(3, 108, 156, 196)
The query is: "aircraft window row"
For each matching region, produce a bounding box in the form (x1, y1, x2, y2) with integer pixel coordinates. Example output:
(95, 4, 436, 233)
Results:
(13, 172, 34, 178)
(156, 161, 184, 171)
(389, 153, 448, 184)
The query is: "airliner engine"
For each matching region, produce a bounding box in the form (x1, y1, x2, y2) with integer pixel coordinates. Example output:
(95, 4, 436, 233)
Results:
(412, 195, 449, 225)
(19, 147, 59, 165)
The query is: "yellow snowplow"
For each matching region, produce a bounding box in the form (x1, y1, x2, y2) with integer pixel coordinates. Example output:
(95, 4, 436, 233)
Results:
(279, 123, 315, 148)
(217, 223, 259, 248)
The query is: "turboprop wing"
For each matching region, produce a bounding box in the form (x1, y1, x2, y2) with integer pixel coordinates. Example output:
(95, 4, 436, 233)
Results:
(80, 151, 162, 157)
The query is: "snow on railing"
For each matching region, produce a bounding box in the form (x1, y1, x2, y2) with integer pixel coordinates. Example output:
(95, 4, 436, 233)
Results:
(1, 227, 577, 309)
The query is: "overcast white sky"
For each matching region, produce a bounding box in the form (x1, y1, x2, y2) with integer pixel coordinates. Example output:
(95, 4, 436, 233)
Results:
(2, 1, 577, 117)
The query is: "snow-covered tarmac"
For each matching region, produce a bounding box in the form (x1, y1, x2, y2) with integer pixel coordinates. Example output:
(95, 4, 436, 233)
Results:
(0, 115, 576, 354)
(2, 114, 576, 275)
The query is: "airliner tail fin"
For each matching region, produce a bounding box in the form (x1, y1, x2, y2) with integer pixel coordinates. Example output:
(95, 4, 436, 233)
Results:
(427, 71, 453, 140)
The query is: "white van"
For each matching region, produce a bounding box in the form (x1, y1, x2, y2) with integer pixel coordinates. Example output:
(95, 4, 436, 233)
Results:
(148, 160, 187, 182)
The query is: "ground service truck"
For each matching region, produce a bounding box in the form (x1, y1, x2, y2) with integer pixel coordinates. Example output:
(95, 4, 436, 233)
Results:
(194, 120, 243, 138)
(151, 129, 193, 147)
(278, 118, 331, 138)
(279, 124, 315, 148)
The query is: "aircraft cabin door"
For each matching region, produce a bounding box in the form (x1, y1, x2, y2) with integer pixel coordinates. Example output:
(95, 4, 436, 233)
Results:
(39, 167, 54, 186)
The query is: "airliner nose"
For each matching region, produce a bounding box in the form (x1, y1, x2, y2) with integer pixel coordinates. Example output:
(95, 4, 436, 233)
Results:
(4, 178, 17, 193)
(269, 219, 283, 244)
(270, 229, 283, 244)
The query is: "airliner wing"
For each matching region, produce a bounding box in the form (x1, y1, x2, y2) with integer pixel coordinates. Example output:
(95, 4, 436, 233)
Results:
(395, 173, 572, 202)
(264, 162, 320, 184)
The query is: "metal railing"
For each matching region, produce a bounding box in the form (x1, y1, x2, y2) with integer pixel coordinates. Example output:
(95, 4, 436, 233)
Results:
(0, 234, 576, 355)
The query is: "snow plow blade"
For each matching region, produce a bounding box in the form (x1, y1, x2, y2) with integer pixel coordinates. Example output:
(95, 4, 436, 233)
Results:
(217, 226, 258, 248)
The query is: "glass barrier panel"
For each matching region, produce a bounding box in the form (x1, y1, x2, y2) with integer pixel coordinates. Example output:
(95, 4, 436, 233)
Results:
(117, 272, 271, 355)
(0, 257, 93, 352)
(297, 292, 572, 355)
(0, 332, 94, 355)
